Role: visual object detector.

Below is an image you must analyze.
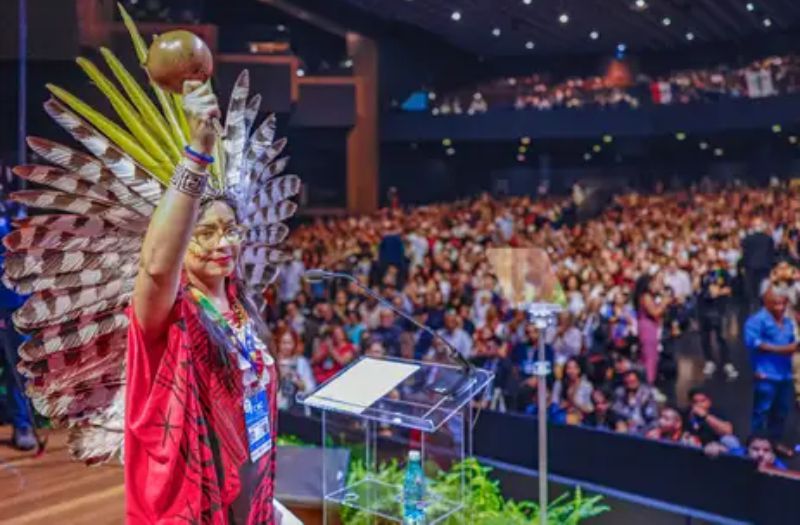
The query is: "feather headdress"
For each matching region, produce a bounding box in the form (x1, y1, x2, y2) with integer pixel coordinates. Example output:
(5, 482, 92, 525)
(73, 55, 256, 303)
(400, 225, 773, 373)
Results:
(2, 5, 300, 464)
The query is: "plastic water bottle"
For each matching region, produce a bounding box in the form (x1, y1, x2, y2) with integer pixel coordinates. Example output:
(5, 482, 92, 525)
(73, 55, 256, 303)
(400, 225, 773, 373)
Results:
(402, 450, 426, 524)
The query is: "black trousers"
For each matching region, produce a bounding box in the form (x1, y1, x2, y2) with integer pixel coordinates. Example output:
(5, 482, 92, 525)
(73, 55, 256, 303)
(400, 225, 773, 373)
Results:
(743, 267, 770, 314)
(699, 313, 730, 366)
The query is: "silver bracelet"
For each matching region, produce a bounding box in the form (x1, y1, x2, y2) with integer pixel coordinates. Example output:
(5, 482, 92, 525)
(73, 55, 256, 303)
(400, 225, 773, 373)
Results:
(170, 161, 209, 198)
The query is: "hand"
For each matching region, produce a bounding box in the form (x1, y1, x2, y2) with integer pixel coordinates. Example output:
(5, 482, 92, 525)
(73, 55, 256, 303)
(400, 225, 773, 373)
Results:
(692, 404, 708, 418)
(182, 80, 220, 156)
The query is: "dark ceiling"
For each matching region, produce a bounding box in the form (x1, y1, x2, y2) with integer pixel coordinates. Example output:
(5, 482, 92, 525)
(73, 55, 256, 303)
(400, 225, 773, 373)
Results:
(338, 0, 800, 56)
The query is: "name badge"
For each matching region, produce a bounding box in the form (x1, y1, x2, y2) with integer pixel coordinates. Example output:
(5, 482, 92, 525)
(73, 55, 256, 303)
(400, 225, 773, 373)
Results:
(244, 389, 272, 463)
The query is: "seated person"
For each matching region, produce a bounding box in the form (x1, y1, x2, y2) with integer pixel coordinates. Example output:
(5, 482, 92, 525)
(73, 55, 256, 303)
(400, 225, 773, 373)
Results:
(684, 387, 739, 449)
(645, 406, 702, 447)
(583, 388, 627, 433)
(611, 370, 659, 434)
(551, 357, 594, 424)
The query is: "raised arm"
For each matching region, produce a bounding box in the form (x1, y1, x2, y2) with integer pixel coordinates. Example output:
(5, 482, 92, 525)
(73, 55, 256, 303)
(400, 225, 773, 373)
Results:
(133, 81, 219, 340)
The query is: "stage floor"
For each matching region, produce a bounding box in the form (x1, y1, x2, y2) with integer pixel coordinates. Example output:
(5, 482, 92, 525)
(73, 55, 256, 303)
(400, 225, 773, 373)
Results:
(0, 427, 124, 524)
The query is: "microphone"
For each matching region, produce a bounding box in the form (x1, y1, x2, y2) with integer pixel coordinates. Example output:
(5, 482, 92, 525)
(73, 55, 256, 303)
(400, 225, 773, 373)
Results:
(303, 268, 476, 394)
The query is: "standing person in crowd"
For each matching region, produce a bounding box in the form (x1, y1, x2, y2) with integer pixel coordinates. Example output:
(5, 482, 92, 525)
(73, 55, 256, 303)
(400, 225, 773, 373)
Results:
(634, 274, 668, 385)
(744, 287, 796, 444)
(698, 251, 738, 379)
(611, 370, 660, 434)
(369, 308, 404, 356)
(741, 218, 775, 314)
(276, 329, 316, 411)
(0, 210, 34, 450)
(551, 312, 583, 372)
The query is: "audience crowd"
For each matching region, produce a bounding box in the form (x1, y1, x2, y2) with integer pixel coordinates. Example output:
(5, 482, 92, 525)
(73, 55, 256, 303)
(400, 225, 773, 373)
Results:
(268, 183, 800, 470)
(424, 54, 800, 115)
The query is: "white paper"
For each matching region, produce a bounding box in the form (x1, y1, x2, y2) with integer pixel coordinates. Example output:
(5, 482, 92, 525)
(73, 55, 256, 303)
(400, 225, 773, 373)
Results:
(303, 358, 419, 415)
(274, 498, 303, 525)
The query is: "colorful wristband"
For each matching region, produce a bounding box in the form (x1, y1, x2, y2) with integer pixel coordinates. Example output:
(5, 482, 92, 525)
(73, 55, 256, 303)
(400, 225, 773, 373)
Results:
(184, 145, 215, 165)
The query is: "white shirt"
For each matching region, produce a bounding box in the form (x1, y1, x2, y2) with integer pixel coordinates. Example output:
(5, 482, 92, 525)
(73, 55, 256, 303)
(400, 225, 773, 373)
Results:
(437, 328, 473, 359)
(279, 260, 305, 302)
(664, 269, 692, 300)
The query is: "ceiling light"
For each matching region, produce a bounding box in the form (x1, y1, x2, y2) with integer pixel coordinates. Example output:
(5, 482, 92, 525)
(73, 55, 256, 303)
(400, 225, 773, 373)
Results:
(746, 3, 755, 12)
(519, 145, 528, 154)
(763, 17, 772, 27)
(699, 141, 709, 150)
(714, 148, 724, 157)
(517, 154, 526, 162)
(525, 41, 535, 50)
(559, 13, 570, 24)
(508, 77, 517, 86)
(617, 43, 627, 53)
(473, 92, 483, 100)
(590, 30, 600, 40)
(662, 17, 671, 26)
(492, 27, 502, 37)
(593, 145, 602, 153)
(276, 24, 286, 32)
(790, 136, 798, 144)
(428, 92, 437, 100)
(442, 138, 452, 146)
(523, 0, 532, 5)
(686, 32, 695, 41)
(584, 153, 592, 161)
(451, 11, 461, 21)
(521, 136, 531, 145)
(635, 0, 647, 9)
(296, 68, 305, 77)
(773, 124, 783, 133)
(603, 134, 613, 143)
(446, 147, 456, 156)
(343, 59, 353, 68)
(676, 132, 687, 141)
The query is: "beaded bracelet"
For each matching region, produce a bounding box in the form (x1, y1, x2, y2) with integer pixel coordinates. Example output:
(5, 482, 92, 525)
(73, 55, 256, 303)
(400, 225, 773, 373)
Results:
(184, 145, 215, 165)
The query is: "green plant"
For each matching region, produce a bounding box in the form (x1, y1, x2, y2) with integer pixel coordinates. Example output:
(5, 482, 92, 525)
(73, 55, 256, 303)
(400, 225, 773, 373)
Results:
(340, 457, 609, 525)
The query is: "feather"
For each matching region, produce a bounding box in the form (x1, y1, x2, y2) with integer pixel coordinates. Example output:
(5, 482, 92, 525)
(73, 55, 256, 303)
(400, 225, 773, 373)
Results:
(66, 392, 125, 464)
(242, 259, 279, 288)
(244, 94, 261, 138)
(19, 311, 128, 361)
(5, 249, 139, 280)
(4, 263, 138, 295)
(43, 99, 164, 204)
(22, 331, 126, 381)
(15, 281, 134, 330)
(10, 190, 147, 231)
(26, 137, 155, 216)
(244, 223, 289, 246)
(4, 226, 140, 253)
(13, 165, 124, 207)
(31, 379, 123, 420)
(244, 175, 301, 215)
(46, 84, 169, 181)
(245, 199, 298, 227)
(245, 154, 290, 199)
(222, 70, 250, 189)
(12, 214, 144, 237)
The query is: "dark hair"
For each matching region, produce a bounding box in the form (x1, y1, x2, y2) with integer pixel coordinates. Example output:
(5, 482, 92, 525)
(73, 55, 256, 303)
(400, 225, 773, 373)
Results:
(632, 274, 652, 311)
(688, 386, 709, 401)
(746, 433, 774, 449)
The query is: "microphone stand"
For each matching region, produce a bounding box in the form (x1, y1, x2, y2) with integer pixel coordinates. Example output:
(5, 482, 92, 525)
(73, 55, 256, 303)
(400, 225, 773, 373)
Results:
(304, 269, 476, 396)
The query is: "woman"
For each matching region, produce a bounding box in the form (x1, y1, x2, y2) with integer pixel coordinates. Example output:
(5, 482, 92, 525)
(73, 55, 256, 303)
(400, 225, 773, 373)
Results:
(311, 325, 357, 384)
(276, 329, 316, 410)
(552, 358, 594, 424)
(2, 11, 301, 523)
(633, 273, 667, 385)
(127, 81, 289, 523)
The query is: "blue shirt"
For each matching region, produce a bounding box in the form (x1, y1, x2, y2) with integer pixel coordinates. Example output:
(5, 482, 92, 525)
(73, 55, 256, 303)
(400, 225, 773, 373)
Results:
(743, 308, 796, 381)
